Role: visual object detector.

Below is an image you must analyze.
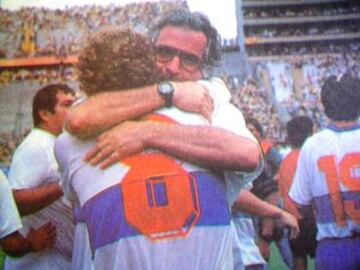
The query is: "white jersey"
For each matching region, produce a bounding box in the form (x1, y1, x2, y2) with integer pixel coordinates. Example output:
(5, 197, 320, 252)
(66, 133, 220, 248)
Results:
(6, 128, 73, 270)
(200, 78, 261, 206)
(289, 123, 360, 241)
(232, 183, 265, 269)
(232, 214, 266, 269)
(55, 78, 260, 270)
(0, 171, 22, 239)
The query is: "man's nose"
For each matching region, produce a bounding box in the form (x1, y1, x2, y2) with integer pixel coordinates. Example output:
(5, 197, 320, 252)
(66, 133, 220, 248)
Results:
(164, 56, 182, 75)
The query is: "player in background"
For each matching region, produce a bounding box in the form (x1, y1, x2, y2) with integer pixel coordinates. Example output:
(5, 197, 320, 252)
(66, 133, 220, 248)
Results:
(276, 116, 317, 270)
(289, 74, 360, 270)
(246, 117, 294, 269)
(6, 84, 75, 269)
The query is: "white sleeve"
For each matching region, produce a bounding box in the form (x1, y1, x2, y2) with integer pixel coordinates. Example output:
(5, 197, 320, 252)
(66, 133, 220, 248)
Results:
(8, 144, 51, 189)
(199, 78, 263, 206)
(0, 171, 22, 239)
(289, 141, 313, 206)
(54, 133, 76, 204)
(199, 77, 256, 141)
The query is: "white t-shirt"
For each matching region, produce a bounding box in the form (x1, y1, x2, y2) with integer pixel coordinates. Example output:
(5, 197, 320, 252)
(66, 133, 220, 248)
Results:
(55, 78, 260, 270)
(232, 183, 265, 268)
(200, 78, 262, 206)
(289, 124, 360, 241)
(0, 171, 22, 239)
(6, 128, 73, 270)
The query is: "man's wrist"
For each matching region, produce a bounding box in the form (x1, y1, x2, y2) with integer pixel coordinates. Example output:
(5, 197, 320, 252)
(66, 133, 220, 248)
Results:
(274, 208, 284, 221)
(158, 81, 175, 108)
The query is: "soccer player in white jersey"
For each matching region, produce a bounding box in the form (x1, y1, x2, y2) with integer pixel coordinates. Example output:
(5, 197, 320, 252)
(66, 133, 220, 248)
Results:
(6, 84, 75, 270)
(55, 18, 262, 269)
(289, 74, 360, 270)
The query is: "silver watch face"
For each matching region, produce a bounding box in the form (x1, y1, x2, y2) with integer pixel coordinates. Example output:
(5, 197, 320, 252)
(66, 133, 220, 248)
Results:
(159, 82, 174, 94)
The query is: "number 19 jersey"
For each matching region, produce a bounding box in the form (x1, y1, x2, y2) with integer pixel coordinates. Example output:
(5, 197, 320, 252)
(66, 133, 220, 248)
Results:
(289, 124, 360, 241)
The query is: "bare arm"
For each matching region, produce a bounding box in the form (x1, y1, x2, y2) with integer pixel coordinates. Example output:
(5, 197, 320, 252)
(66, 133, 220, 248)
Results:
(66, 82, 213, 139)
(233, 189, 281, 219)
(86, 121, 260, 171)
(232, 189, 299, 238)
(13, 182, 63, 216)
(260, 192, 279, 239)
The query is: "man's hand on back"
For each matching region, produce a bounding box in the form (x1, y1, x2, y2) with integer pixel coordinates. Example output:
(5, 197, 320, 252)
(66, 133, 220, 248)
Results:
(172, 81, 213, 122)
(85, 121, 149, 169)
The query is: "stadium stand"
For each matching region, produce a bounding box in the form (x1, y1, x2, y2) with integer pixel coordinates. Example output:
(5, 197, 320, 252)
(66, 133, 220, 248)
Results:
(0, 0, 359, 165)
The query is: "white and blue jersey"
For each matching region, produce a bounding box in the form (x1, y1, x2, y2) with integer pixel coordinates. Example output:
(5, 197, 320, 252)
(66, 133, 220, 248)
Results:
(55, 78, 260, 270)
(290, 123, 360, 240)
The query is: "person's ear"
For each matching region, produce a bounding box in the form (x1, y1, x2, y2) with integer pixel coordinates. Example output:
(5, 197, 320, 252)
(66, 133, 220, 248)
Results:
(38, 109, 52, 124)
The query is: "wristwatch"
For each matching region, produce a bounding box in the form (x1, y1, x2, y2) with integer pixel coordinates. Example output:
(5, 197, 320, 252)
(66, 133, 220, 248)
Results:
(158, 81, 175, 108)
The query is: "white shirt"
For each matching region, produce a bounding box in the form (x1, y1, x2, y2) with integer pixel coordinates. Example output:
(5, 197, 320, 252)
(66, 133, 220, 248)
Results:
(55, 78, 260, 270)
(0, 171, 22, 239)
(6, 128, 73, 270)
(290, 124, 360, 240)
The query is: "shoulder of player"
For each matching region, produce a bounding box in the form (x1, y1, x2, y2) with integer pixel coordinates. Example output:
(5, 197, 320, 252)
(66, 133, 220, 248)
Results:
(12, 130, 54, 161)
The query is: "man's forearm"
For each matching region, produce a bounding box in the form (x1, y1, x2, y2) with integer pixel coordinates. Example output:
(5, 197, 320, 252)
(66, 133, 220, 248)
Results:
(144, 122, 260, 171)
(13, 182, 63, 216)
(66, 81, 212, 139)
(66, 85, 164, 139)
(232, 189, 282, 219)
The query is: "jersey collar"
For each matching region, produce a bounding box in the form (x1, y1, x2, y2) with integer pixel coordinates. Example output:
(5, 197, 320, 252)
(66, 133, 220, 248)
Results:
(327, 121, 360, 132)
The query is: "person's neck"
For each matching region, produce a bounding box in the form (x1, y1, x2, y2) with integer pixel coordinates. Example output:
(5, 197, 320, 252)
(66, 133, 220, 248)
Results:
(37, 123, 58, 136)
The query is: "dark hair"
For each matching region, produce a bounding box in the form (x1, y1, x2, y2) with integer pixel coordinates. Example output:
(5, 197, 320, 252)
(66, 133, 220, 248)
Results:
(286, 116, 313, 148)
(32, 84, 74, 127)
(246, 117, 264, 138)
(321, 74, 360, 121)
(77, 27, 159, 96)
(151, 9, 222, 68)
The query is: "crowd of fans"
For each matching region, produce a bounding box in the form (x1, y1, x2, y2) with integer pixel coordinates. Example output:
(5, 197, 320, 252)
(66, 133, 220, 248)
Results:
(243, 4, 359, 19)
(1, 53, 359, 164)
(245, 23, 360, 38)
(246, 42, 360, 57)
(0, 67, 76, 86)
(253, 53, 360, 134)
(243, 1, 360, 56)
(226, 77, 283, 141)
(1, 0, 359, 164)
(0, 0, 187, 58)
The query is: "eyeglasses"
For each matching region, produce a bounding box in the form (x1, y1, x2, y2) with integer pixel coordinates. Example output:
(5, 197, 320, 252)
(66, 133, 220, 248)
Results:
(155, 45, 203, 72)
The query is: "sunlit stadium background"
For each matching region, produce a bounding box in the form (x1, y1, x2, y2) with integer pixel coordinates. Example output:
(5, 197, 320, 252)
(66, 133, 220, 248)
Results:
(1, 1, 359, 269)
(0, 0, 359, 166)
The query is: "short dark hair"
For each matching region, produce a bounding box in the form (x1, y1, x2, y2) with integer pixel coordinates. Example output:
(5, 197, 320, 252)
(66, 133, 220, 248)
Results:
(286, 116, 313, 148)
(151, 9, 222, 68)
(246, 117, 264, 138)
(77, 27, 159, 96)
(32, 84, 74, 127)
(321, 74, 360, 122)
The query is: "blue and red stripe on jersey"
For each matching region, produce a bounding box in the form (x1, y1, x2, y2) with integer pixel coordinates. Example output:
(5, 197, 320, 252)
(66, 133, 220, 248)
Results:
(313, 191, 360, 224)
(74, 170, 230, 254)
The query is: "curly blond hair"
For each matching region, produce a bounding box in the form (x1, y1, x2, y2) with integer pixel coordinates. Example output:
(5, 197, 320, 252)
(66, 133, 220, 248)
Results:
(77, 26, 159, 96)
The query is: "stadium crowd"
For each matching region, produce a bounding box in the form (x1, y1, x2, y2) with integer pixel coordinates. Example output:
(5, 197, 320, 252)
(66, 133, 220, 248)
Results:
(245, 23, 360, 38)
(0, 2, 360, 270)
(1, 53, 359, 162)
(246, 42, 360, 57)
(243, 4, 360, 18)
(0, 1, 186, 58)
